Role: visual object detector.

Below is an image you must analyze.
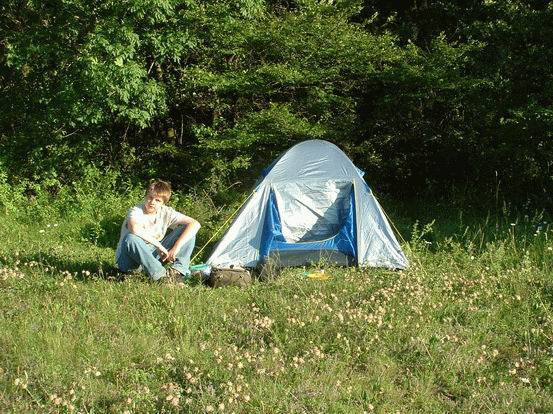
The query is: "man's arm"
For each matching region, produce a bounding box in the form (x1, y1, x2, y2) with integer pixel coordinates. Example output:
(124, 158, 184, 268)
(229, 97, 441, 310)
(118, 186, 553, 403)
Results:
(165, 215, 201, 262)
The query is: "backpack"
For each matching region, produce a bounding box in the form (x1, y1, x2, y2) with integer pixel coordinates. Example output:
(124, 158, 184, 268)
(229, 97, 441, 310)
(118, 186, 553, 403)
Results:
(208, 267, 252, 288)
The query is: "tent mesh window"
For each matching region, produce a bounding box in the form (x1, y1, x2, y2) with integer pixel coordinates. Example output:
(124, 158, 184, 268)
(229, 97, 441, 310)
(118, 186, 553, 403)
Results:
(274, 181, 352, 243)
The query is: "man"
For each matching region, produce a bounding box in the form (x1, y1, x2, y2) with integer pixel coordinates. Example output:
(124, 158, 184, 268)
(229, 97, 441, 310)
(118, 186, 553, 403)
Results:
(115, 180, 201, 283)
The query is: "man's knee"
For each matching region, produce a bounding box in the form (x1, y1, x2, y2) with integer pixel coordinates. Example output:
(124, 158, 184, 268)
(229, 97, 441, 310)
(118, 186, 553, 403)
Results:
(125, 233, 146, 248)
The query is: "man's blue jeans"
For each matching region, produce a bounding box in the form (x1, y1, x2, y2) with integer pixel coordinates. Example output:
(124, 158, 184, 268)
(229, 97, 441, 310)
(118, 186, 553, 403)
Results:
(116, 226, 195, 281)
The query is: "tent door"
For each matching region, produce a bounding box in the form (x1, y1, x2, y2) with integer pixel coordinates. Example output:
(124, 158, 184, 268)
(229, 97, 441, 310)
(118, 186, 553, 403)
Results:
(259, 181, 357, 266)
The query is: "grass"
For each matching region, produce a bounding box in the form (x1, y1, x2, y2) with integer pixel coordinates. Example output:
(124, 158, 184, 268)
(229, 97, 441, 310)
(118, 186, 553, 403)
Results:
(0, 186, 552, 413)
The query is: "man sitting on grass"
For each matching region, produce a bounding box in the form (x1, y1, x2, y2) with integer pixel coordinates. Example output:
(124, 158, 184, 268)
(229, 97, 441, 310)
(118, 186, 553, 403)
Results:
(115, 180, 201, 283)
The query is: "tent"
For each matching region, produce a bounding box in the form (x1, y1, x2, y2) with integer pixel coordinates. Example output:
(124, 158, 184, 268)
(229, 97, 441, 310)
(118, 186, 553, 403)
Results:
(207, 140, 408, 269)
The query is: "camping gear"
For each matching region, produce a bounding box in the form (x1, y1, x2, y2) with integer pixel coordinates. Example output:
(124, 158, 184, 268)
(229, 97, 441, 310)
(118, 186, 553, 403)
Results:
(208, 267, 252, 288)
(304, 269, 331, 281)
(190, 263, 212, 278)
(207, 140, 408, 270)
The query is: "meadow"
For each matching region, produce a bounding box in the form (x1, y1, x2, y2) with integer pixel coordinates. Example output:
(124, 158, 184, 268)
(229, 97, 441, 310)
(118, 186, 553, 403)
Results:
(1, 180, 552, 413)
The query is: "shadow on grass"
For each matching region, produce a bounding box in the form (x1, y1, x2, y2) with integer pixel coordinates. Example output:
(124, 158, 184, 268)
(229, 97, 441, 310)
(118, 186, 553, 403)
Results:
(17, 250, 212, 288)
(18, 251, 127, 282)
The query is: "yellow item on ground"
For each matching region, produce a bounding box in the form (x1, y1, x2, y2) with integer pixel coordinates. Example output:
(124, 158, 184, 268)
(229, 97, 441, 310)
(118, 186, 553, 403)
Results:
(305, 270, 330, 281)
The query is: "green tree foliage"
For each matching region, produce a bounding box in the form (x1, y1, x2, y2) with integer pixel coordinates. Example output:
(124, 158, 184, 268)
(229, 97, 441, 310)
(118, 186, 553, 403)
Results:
(175, 3, 403, 191)
(0, 0, 551, 201)
(356, 0, 553, 198)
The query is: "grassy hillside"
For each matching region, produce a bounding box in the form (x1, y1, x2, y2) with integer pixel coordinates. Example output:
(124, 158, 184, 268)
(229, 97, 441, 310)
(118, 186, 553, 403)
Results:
(0, 189, 552, 413)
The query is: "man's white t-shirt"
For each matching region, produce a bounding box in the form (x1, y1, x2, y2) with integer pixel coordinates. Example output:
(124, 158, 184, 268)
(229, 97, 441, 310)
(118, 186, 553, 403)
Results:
(115, 203, 185, 262)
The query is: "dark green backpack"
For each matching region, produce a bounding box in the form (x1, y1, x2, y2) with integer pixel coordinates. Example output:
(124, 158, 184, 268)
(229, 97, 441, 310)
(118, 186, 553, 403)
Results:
(208, 267, 252, 288)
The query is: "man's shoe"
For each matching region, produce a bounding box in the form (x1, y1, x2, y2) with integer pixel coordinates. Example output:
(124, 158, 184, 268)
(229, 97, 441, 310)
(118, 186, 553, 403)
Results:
(160, 268, 185, 285)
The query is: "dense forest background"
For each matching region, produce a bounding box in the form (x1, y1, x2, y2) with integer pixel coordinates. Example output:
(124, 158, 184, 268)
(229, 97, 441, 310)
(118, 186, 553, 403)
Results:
(1, 0, 552, 205)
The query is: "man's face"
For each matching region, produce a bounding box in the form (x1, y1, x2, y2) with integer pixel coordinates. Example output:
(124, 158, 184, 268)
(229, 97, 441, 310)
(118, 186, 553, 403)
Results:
(144, 193, 165, 214)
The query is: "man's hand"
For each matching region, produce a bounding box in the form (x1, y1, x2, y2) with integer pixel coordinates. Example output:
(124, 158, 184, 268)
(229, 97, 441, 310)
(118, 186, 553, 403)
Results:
(164, 247, 179, 263)
(157, 244, 169, 261)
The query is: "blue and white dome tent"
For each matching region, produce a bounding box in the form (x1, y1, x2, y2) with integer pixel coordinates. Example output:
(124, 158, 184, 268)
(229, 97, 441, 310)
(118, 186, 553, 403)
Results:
(207, 140, 408, 269)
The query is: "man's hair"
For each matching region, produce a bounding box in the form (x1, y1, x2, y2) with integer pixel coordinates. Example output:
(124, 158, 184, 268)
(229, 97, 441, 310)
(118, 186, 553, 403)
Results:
(146, 180, 172, 203)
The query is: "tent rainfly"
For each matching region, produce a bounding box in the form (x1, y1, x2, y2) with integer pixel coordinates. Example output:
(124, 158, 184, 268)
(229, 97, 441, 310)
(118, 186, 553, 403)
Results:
(207, 140, 408, 269)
